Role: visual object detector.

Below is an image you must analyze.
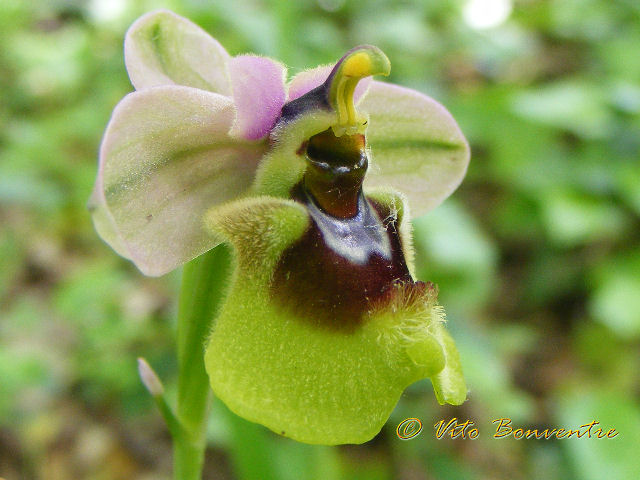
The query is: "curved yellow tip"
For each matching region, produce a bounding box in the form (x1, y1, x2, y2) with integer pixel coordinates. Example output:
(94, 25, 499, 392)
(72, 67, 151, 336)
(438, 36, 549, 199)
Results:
(328, 46, 390, 136)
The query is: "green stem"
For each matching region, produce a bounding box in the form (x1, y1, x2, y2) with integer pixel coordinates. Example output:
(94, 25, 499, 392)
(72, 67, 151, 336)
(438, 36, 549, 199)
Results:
(174, 244, 231, 480)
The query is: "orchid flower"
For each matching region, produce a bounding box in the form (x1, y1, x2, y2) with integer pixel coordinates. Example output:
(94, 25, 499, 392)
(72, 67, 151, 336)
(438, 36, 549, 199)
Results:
(90, 10, 470, 445)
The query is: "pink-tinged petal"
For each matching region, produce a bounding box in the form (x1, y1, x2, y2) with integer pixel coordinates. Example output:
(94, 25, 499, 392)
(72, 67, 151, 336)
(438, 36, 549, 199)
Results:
(91, 85, 267, 276)
(360, 81, 470, 217)
(287, 65, 331, 101)
(124, 10, 231, 94)
(287, 65, 371, 104)
(228, 55, 287, 140)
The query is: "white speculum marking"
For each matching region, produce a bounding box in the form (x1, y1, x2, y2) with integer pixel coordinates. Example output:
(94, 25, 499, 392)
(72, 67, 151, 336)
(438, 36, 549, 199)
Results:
(304, 189, 391, 265)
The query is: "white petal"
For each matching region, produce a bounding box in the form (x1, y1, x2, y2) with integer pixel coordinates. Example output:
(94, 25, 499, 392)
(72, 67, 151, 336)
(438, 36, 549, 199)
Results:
(93, 85, 267, 275)
(360, 81, 470, 218)
(124, 10, 231, 94)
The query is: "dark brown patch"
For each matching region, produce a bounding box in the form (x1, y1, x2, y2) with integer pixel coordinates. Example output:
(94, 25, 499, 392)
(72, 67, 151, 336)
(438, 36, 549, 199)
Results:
(271, 183, 415, 331)
(303, 130, 367, 218)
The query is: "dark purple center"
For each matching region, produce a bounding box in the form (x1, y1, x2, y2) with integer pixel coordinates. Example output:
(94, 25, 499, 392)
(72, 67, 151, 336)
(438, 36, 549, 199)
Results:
(270, 130, 417, 330)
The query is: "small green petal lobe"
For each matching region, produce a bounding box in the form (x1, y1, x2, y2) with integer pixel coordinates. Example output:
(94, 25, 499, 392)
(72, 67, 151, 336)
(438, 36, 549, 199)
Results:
(406, 334, 446, 378)
(361, 81, 470, 217)
(204, 197, 310, 274)
(125, 10, 231, 93)
(430, 323, 467, 405)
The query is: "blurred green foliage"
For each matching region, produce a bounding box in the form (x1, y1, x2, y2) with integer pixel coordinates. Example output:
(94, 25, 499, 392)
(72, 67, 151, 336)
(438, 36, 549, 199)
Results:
(1, 0, 638, 479)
